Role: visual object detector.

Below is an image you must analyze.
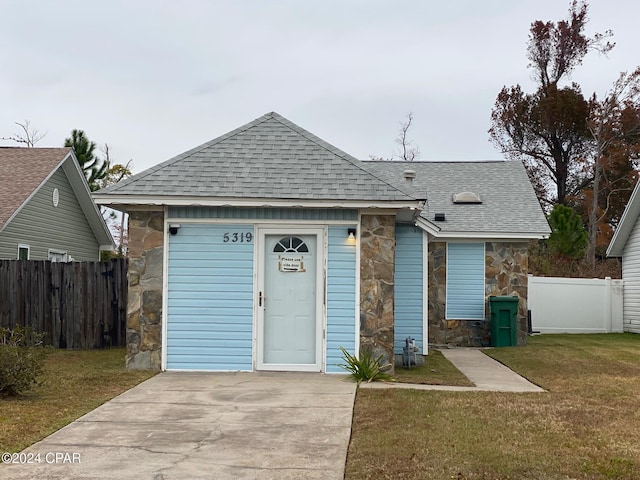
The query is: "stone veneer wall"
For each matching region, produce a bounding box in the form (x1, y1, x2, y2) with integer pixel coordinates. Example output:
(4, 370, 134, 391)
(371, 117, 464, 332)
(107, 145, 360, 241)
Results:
(126, 211, 164, 370)
(427, 241, 529, 346)
(359, 214, 396, 373)
(427, 242, 449, 345)
(485, 242, 529, 346)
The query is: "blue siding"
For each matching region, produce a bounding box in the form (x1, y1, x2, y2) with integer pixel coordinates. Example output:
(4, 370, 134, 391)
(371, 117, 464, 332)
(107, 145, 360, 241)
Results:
(167, 224, 254, 370)
(394, 224, 424, 354)
(169, 206, 358, 221)
(446, 243, 485, 320)
(326, 226, 357, 373)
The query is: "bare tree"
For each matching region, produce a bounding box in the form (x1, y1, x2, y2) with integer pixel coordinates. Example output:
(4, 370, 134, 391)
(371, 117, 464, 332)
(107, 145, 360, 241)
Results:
(395, 112, 420, 161)
(1, 120, 47, 147)
(370, 112, 420, 161)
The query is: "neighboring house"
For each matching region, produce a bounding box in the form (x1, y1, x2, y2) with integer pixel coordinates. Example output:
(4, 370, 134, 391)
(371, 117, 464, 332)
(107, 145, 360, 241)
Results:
(606, 180, 640, 334)
(94, 112, 549, 372)
(0, 147, 114, 261)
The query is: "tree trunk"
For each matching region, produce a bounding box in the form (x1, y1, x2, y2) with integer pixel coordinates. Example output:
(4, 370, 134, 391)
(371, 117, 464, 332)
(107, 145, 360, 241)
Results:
(585, 157, 601, 269)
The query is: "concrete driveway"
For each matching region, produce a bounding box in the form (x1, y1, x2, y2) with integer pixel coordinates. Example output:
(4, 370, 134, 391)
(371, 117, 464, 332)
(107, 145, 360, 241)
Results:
(1, 372, 357, 480)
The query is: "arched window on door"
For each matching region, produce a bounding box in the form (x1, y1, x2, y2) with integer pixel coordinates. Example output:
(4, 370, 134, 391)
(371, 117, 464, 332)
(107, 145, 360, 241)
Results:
(272, 236, 309, 253)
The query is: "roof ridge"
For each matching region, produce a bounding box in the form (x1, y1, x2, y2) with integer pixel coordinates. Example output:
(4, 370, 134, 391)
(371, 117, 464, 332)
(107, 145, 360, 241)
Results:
(361, 159, 509, 164)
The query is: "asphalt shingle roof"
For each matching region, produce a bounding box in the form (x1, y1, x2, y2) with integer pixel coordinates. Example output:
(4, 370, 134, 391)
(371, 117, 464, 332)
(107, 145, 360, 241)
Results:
(99, 112, 416, 202)
(363, 160, 550, 235)
(0, 147, 71, 228)
(97, 112, 549, 236)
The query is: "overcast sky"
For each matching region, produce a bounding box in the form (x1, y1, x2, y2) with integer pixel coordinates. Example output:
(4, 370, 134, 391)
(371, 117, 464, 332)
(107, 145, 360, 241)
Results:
(1, 0, 638, 174)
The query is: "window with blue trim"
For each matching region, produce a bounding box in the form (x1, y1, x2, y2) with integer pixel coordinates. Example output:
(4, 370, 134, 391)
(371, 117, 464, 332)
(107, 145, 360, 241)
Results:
(446, 243, 485, 320)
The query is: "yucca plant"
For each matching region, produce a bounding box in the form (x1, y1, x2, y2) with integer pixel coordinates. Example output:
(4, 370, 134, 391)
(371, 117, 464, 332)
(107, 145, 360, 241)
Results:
(337, 346, 395, 384)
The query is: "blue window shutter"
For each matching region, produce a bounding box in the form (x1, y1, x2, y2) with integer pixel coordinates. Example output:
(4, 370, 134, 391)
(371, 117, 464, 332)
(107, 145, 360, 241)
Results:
(446, 243, 485, 320)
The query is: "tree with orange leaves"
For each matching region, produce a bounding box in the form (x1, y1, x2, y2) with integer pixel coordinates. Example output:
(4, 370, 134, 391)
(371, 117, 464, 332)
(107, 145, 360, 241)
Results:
(490, 1, 640, 269)
(489, 1, 613, 209)
(582, 69, 640, 267)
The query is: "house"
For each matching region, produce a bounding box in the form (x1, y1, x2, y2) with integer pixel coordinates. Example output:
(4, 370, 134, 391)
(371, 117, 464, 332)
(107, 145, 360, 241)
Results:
(606, 179, 640, 334)
(94, 112, 550, 372)
(0, 147, 114, 261)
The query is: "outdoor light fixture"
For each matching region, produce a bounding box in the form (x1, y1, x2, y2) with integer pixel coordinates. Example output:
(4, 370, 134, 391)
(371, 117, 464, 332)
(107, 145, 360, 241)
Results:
(347, 228, 357, 241)
(168, 224, 181, 235)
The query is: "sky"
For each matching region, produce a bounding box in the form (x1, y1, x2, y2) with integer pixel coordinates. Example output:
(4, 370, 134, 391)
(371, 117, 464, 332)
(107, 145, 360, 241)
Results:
(1, 0, 639, 174)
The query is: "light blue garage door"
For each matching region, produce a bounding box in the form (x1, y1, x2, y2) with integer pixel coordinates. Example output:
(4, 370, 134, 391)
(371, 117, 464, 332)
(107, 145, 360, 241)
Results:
(166, 224, 254, 370)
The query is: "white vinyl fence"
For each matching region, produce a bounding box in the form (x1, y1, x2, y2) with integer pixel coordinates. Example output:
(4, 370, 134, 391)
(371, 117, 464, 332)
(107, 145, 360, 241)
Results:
(528, 276, 624, 334)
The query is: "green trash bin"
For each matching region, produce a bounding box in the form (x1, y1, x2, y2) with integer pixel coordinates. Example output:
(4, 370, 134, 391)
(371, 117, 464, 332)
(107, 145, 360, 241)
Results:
(489, 296, 519, 347)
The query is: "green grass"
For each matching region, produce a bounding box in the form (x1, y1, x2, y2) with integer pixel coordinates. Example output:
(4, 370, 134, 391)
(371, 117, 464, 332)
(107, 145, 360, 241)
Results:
(0, 348, 156, 452)
(393, 349, 474, 387)
(346, 334, 640, 480)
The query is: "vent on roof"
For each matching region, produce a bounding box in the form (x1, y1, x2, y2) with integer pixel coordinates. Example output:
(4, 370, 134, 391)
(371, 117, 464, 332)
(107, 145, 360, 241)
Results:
(403, 169, 416, 184)
(434, 213, 446, 222)
(452, 191, 482, 204)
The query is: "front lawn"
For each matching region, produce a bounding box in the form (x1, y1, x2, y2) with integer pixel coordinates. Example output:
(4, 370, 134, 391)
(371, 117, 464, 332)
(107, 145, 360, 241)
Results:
(393, 349, 473, 387)
(0, 348, 156, 452)
(346, 334, 640, 480)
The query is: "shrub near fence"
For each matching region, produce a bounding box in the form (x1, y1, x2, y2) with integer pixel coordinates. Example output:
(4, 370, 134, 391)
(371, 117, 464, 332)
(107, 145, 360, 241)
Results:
(0, 259, 127, 348)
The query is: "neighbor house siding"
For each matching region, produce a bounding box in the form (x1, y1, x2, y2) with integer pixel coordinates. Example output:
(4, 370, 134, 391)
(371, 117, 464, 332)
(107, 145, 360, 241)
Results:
(446, 242, 485, 320)
(394, 224, 424, 354)
(622, 217, 640, 334)
(326, 226, 357, 373)
(0, 168, 100, 261)
(166, 224, 254, 370)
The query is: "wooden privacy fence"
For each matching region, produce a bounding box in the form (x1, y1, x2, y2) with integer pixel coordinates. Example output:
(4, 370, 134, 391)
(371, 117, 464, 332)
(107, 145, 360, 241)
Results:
(0, 259, 128, 348)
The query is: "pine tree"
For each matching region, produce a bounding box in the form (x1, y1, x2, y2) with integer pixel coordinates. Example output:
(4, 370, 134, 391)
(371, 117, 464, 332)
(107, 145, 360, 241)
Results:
(64, 129, 109, 191)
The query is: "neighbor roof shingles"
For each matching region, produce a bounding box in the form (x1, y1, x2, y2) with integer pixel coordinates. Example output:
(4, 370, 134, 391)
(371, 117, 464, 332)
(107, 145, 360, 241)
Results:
(98, 112, 416, 202)
(0, 147, 71, 228)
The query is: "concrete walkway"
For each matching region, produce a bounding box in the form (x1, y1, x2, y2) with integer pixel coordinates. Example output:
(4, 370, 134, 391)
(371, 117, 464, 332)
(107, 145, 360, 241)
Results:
(441, 348, 545, 392)
(0, 372, 357, 480)
(1, 349, 542, 479)
(362, 348, 545, 393)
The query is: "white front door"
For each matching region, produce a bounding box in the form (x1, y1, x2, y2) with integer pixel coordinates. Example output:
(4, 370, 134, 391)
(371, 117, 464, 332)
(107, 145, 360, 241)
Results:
(257, 228, 323, 371)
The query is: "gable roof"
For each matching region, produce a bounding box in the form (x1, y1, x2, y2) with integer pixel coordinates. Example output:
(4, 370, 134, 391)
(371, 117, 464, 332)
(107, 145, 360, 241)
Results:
(0, 147, 114, 248)
(95, 112, 419, 208)
(607, 179, 640, 257)
(0, 147, 69, 228)
(363, 160, 550, 238)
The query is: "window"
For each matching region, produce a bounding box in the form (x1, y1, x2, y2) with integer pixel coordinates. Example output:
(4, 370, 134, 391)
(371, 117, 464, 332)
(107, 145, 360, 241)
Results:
(272, 236, 309, 253)
(446, 243, 485, 320)
(17, 244, 30, 260)
(48, 249, 68, 263)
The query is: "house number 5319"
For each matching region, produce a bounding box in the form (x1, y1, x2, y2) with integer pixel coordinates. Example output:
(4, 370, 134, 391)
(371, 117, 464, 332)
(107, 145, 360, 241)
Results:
(223, 232, 253, 243)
